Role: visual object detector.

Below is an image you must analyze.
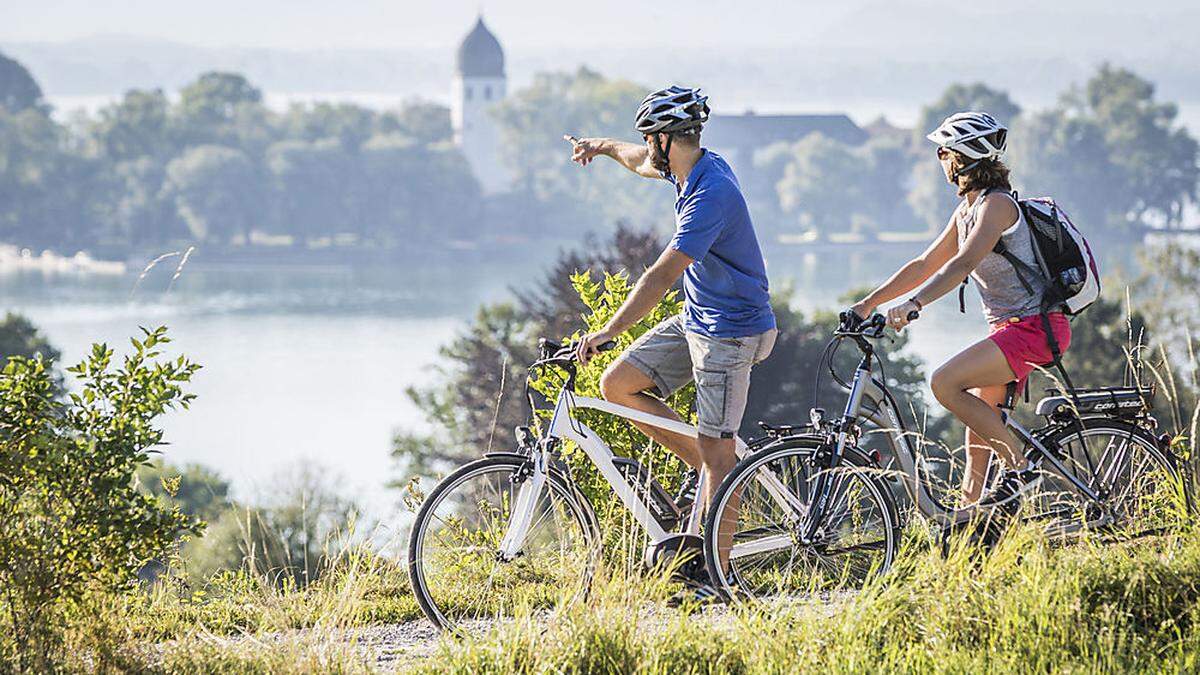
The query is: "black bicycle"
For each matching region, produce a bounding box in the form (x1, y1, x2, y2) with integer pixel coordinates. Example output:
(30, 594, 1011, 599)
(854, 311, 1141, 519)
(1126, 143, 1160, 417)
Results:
(702, 312, 1191, 601)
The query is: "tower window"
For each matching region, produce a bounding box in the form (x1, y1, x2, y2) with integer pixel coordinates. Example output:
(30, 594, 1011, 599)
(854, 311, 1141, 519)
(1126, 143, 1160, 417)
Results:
(465, 86, 472, 101)
(484, 85, 492, 100)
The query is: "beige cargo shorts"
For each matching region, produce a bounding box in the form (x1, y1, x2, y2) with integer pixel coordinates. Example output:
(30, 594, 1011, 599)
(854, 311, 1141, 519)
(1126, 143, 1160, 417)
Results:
(616, 314, 777, 439)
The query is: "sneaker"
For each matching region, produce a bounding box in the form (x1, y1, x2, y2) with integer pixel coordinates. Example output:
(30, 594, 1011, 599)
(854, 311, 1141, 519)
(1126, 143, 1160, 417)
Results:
(977, 465, 1042, 511)
(666, 583, 724, 608)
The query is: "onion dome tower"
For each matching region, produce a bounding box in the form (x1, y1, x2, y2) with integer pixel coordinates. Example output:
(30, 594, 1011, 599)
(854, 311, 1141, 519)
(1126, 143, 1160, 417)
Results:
(452, 16, 511, 194)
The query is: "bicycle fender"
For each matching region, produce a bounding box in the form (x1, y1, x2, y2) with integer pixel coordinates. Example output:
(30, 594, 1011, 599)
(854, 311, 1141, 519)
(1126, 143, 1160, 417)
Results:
(756, 433, 882, 469)
(483, 450, 570, 474)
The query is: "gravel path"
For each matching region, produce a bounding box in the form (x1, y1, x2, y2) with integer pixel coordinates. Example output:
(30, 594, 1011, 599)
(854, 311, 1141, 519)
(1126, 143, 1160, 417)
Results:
(212, 593, 855, 671)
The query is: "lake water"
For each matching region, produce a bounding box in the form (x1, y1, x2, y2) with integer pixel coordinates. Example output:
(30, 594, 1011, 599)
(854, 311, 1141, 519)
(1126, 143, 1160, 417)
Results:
(0, 243, 991, 523)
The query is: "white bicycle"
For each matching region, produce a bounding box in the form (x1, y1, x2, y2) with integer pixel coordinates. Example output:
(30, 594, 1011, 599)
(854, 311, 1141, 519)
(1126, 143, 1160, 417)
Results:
(406, 337, 798, 630)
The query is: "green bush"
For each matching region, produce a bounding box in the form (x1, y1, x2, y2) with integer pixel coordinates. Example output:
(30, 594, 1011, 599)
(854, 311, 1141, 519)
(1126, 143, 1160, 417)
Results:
(528, 270, 694, 535)
(0, 326, 201, 671)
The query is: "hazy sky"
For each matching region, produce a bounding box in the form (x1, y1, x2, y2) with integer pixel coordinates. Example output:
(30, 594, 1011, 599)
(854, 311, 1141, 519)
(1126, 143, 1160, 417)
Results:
(4, 0, 1199, 53)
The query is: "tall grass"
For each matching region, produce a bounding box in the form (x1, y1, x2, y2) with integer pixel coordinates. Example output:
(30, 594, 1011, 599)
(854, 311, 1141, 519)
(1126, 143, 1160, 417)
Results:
(416, 526, 1200, 674)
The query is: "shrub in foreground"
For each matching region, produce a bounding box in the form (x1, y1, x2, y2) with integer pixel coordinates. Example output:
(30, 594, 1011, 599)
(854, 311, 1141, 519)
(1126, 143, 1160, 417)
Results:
(0, 327, 200, 671)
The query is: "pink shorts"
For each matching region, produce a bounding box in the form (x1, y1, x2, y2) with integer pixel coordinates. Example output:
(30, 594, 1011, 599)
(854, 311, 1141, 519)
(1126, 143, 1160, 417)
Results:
(987, 312, 1072, 388)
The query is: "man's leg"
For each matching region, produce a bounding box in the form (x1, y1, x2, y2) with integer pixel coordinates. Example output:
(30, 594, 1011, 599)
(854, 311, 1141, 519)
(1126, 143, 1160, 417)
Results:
(599, 362, 701, 469)
(691, 330, 775, 572)
(697, 433, 739, 569)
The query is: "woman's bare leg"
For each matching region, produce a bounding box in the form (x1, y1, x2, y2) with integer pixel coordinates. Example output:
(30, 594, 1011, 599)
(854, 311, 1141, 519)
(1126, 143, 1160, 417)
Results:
(961, 385, 1010, 503)
(931, 339, 1029, 470)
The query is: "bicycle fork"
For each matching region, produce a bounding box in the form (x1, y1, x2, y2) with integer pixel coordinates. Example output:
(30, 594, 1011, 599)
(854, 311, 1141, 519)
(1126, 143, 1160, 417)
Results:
(497, 442, 550, 561)
(801, 358, 871, 543)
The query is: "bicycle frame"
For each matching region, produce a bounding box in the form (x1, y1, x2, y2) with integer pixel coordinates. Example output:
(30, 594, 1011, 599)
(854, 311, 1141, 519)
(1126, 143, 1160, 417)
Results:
(498, 385, 804, 561)
(810, 349, 1107, 533)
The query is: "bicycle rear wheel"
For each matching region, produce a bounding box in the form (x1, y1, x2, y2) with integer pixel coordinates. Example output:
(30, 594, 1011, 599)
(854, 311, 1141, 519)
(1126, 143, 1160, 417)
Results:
(1031, 418, 1189, 539)
(703, 437, 900, 602)
(407, 454, 600, 630)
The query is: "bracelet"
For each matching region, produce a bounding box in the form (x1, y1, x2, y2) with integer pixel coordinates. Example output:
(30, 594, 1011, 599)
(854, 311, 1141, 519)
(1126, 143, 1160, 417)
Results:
(908, 297, 923, 311)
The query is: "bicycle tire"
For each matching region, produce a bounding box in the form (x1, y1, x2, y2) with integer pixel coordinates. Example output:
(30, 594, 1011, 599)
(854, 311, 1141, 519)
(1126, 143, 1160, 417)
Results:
(703, 436, 901, 602)
(1031, 417, 1189, 539)
(407, 454, 601, 630)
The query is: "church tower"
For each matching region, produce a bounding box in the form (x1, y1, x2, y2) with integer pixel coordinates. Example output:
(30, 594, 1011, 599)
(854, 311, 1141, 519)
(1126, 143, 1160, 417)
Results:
(452, 16, 511, 195)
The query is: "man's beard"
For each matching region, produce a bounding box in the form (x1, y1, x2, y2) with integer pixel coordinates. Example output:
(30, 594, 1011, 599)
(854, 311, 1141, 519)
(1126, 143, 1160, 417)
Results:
(649, 140, 671, 174)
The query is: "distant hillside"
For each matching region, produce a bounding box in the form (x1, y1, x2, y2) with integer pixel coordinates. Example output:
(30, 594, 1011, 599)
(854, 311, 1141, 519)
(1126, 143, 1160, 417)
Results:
(6, 36, 1200, 129)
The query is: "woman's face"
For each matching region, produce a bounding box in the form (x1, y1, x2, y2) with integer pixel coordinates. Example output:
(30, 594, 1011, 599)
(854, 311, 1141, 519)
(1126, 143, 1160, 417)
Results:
(936, 146, 955, 182)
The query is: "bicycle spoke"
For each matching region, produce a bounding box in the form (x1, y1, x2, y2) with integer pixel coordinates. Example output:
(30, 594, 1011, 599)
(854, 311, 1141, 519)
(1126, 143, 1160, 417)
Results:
(412, 460, 596, 630)
(1029, 423, 1184, 539)
(715, 445, 896, 600)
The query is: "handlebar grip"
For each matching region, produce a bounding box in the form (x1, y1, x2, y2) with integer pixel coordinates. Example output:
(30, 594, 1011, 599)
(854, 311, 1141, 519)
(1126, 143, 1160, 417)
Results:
(559, 338, 618, 358)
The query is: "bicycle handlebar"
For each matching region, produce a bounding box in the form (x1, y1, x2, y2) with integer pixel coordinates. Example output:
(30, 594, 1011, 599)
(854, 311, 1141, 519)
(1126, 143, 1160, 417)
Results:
(537, 337, 617, 363)
(836, 309, 920, 339)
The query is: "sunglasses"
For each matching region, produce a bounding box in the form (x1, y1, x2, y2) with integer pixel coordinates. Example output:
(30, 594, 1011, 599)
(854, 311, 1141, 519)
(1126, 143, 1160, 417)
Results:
(936, 146, 952, 159)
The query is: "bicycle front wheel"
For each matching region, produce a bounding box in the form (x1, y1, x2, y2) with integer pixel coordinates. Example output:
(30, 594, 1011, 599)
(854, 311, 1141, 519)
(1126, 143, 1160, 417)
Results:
(407, 454, 600, 630)
(703, 437, 900, 602)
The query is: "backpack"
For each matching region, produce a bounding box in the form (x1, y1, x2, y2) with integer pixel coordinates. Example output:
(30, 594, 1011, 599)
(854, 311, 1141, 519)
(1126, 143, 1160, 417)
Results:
(997, 195, 1100, 317)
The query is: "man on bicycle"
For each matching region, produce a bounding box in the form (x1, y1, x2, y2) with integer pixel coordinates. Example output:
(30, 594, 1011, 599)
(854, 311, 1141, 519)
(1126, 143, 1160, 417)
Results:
(568, 86, 777, 601)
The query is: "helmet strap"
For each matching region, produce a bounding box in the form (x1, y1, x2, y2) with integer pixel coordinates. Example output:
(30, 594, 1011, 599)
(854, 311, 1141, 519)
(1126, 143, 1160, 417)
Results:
(655, 133, 676, 179)
(950, 158, 981, 183)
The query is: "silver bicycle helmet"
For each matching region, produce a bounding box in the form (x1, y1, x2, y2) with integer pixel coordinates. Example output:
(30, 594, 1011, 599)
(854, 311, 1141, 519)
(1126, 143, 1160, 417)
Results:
(926, 111, 1008, 160)
(634, 86, 710, 135)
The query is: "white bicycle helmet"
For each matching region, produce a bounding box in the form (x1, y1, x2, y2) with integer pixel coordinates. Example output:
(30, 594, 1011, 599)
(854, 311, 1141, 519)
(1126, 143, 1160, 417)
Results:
(926, 111, 1008, 160)
(634, 86, 710, 135)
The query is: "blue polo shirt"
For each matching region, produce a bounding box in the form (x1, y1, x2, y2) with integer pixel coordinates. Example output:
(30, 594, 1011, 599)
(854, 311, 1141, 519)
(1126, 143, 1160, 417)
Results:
(668, 150, 775, 338)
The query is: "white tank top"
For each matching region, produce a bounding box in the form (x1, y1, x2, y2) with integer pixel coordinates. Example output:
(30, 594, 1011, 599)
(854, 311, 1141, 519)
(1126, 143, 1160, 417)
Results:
(955, 191, 1046, 324)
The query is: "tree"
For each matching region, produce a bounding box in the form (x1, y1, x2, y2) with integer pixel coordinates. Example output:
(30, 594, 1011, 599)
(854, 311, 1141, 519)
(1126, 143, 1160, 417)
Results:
(776, 133, 863, 237)
(279, 102, 377, 150)
(0, 313, 62, 392)
(138, 461, 233, 524)
(1134, 244, 1200, 426)
(173, 72, 273, 153)
(1068, 65, 1198, 229)
(492, 67, 670, 237)
(0, 51, 44, 114)
(266, 138, 360, 242)
(741, 141, 795, 232)
(1010, 110, 1122, 230)
(359, 134, 480, 245)
(388, 100, 453, 145)
(858, 134, 921, 232)
(88, 88, 174, 161)
(101, 156, 187, 246)
(182, 464, 358, 587)
(0, 108, 99, 250)
(162, 145, 263, 244)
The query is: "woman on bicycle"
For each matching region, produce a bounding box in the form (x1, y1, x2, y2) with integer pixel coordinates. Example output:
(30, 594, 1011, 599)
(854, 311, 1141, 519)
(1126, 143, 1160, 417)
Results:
(848, 111, 1070, 510)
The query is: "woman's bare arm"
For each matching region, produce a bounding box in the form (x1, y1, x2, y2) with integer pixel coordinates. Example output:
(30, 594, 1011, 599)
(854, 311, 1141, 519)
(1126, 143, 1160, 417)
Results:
(912, 195, 1017, 308)
(851, 212, 960, 316)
